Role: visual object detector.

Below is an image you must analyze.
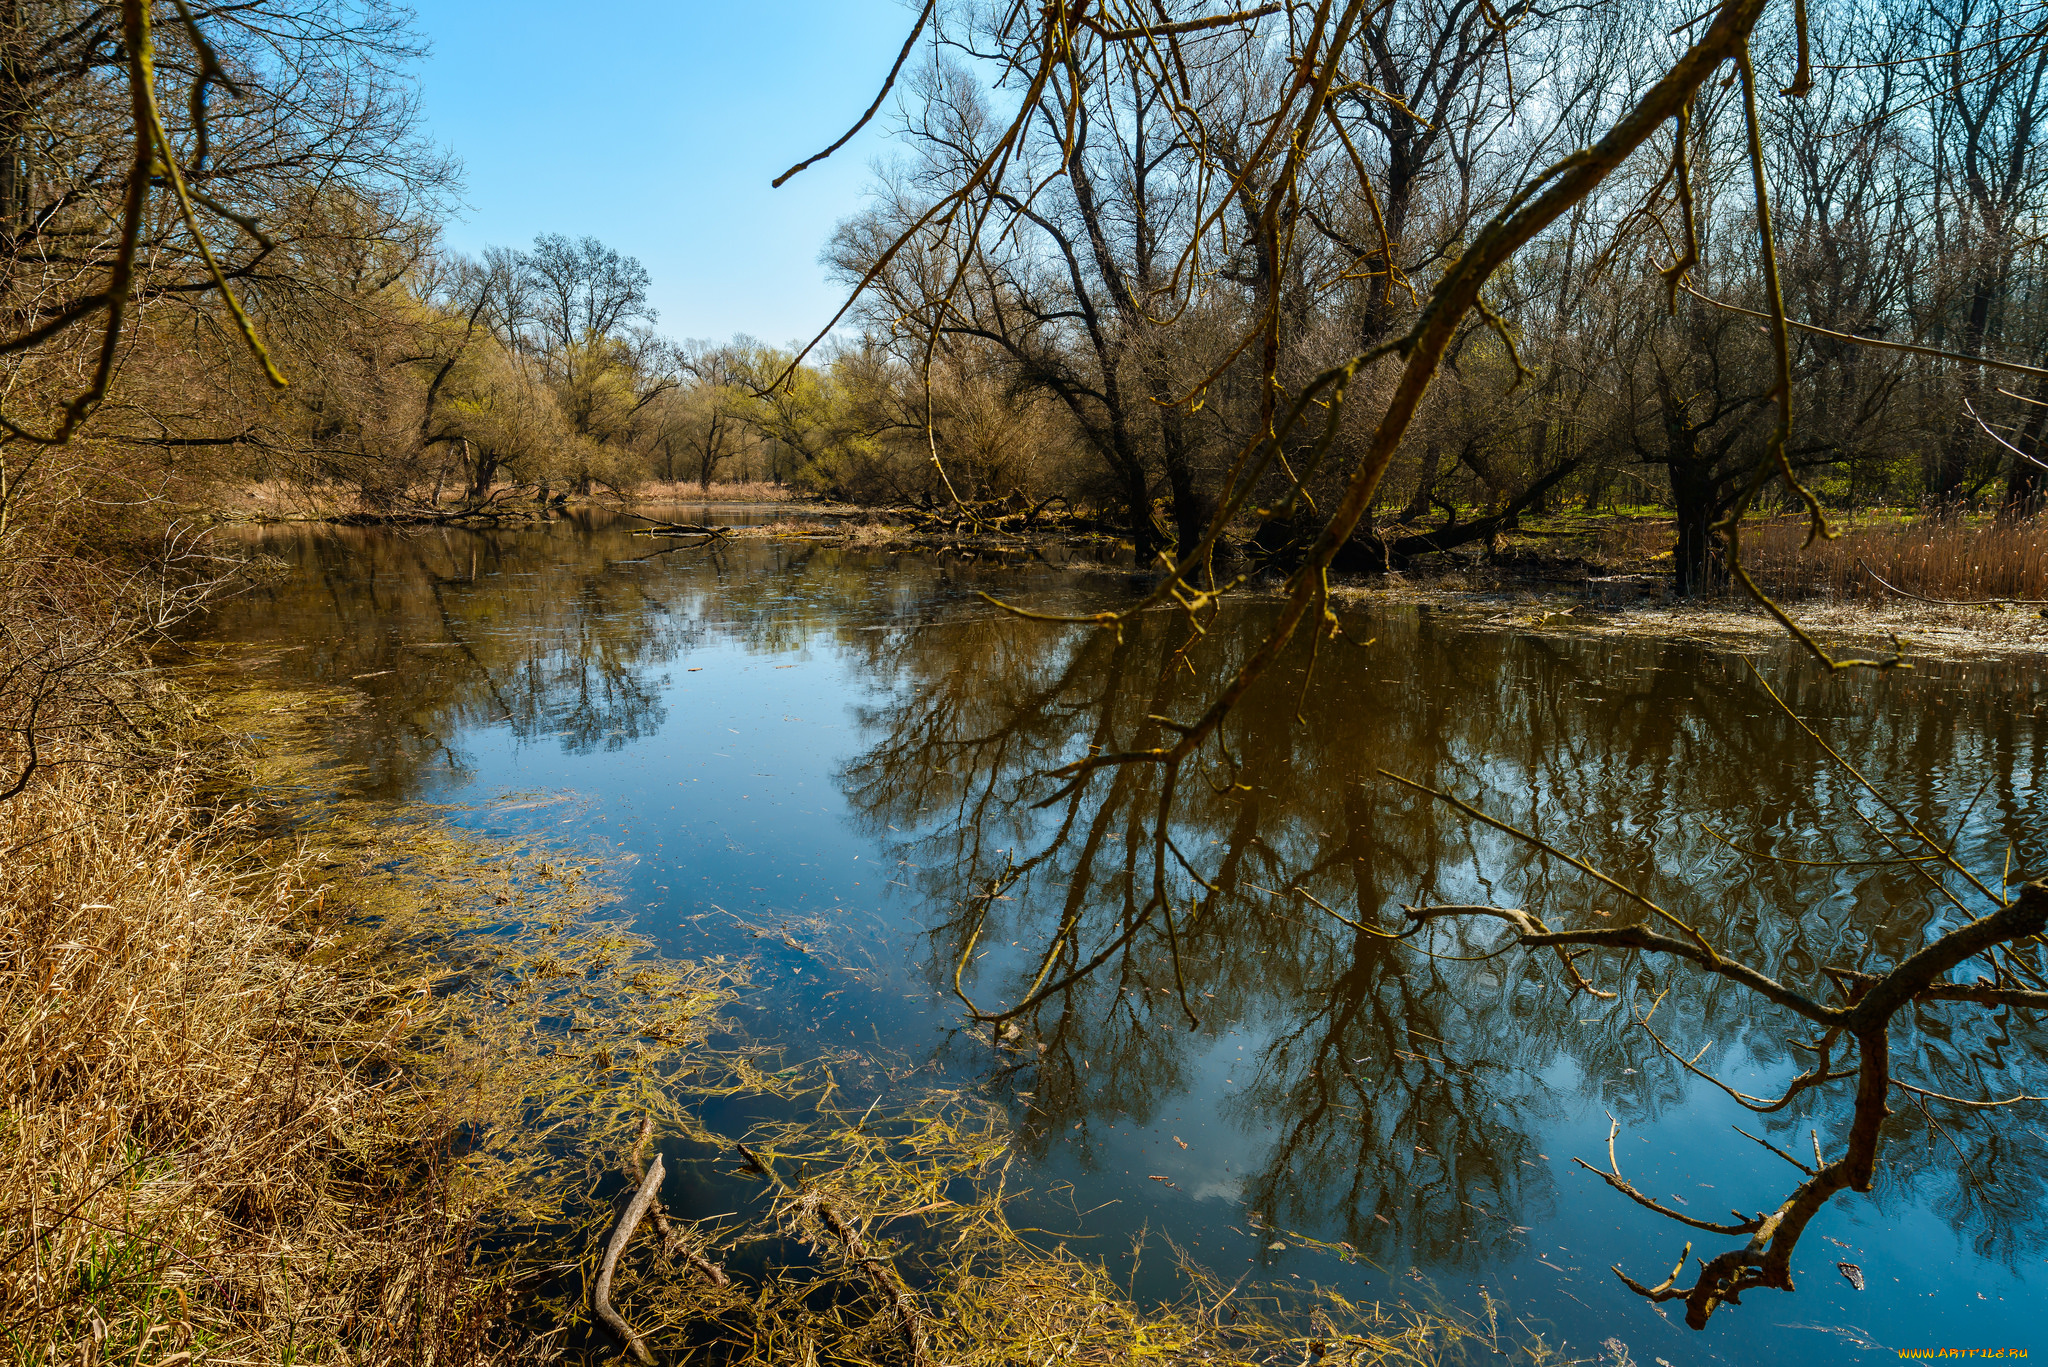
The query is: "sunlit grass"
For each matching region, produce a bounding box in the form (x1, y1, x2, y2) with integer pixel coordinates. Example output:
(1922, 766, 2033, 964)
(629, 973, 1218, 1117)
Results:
(1743, 510, 2048, 603)
(630, 480, 798, 503)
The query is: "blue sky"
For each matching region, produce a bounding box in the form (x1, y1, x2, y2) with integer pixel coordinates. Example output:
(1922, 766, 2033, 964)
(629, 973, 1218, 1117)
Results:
(412, 0, 914, 348)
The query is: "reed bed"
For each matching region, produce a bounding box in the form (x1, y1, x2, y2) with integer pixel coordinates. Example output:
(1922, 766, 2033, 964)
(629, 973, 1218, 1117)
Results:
(1741, 510, 2048, 604)
(628, 482, 795, 505)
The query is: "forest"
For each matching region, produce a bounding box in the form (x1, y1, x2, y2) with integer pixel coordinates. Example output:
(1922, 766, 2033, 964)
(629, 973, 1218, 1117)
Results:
(0, 0, 2043, 594)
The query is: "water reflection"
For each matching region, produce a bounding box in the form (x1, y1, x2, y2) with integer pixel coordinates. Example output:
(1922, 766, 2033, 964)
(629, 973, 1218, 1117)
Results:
(844, 602, 2048, 1279)
(216, 512, 1041, 789)
(196, 513, 2048, 1356)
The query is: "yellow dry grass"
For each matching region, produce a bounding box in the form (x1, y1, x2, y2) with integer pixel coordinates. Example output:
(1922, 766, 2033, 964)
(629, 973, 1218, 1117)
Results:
(0, 667, 756, 1365)
(628, 481, 795, 504)
(1743, 510, 2048, 604)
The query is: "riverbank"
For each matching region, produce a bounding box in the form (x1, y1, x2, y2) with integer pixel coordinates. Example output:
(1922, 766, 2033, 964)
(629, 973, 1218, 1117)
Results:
(212, 479, 810, 524)
(1325, 581, 2048, 659)
(203, 490, 2048, 661)
(638, 507, 2048, 658)
(4, 642, 1469, 1365)
(0, 658, 756, 1363)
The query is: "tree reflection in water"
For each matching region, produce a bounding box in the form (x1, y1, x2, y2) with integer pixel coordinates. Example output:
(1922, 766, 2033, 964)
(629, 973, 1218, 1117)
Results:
(837, 601, 2048, 1298)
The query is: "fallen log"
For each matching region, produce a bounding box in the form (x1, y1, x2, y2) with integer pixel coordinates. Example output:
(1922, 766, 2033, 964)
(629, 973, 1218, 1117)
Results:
(632, 522, 732, 537)
(627, 1117, 729, 1288)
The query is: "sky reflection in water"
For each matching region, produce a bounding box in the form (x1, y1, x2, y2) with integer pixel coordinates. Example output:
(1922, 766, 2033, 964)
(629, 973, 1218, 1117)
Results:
(195, 511, 2048, 1364)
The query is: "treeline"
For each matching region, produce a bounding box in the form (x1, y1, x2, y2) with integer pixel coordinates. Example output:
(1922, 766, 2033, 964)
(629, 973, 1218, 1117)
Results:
(1, 0, 2044, 591)
(0, 0, 1037, 531)
(821, 0, 2048, 591)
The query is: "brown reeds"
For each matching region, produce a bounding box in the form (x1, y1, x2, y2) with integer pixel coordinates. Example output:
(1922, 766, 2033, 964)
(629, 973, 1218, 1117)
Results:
(629, 481, 796, 505)
(1742, 510, 2048, 604)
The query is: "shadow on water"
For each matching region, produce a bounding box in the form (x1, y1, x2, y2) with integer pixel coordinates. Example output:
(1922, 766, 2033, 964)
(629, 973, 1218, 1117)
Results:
(195, 510, 2048, 1364)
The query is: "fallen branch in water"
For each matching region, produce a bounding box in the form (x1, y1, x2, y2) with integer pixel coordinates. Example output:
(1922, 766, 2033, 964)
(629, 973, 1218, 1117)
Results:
(594, 1149, 664, 1365)
(628, 1117, 729, 1287)
(632, 522, 733, 537)
(736, 1141, 933, 1367)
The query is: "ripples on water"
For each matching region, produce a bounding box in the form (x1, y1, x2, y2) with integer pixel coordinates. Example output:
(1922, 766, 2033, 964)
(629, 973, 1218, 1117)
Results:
(196, 509, 2048, 1363)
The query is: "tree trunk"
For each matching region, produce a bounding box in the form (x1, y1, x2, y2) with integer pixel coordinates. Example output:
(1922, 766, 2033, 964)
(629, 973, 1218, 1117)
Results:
(1161, 412, 1211, 563)
(468, 446, 502, 505)
(1939, 274, 1999, 500)
(1999, 385, 2048, 519)
(1524, 418, 1555, 514)
(1672, 464, 1718, 596)
(1124, 464, 1159, 564)
(1399, 442, 1441, 522)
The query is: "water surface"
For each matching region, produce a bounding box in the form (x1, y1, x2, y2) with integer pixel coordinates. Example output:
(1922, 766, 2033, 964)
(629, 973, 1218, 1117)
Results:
(195, 511, 2048, 1363)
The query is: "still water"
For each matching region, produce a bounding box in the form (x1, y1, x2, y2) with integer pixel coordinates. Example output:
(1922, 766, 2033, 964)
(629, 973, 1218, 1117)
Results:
(195, 510, 2047, 1363)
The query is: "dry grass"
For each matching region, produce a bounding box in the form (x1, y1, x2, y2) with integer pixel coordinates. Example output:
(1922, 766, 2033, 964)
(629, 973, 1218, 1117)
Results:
(628, 481, 796, 504)
(734, 516, 856, 539)
(0, 666, 757, 1366)
(213, 479, 324, 516)
(1742, 510, 2048, 604)
(0, 759, 474, 1363)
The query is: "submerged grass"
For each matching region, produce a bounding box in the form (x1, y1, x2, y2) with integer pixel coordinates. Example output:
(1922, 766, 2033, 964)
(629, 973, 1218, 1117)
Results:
(3, 655, 1498, 1367)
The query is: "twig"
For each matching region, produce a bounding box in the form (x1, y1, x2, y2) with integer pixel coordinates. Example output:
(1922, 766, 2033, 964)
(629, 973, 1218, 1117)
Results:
(594, 1152, 664, 1365)
(1855, 558, 2048, 608)
(1575, 1114, 1759, 1236)
(1731, 1125, 1816, 1176)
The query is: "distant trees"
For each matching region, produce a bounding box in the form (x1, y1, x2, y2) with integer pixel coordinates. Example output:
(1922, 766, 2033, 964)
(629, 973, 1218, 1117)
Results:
(2, 0, 2043, 576)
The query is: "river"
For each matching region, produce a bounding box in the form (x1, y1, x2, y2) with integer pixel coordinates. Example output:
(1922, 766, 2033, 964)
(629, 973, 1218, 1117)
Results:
(193, 509, 2048, 1364)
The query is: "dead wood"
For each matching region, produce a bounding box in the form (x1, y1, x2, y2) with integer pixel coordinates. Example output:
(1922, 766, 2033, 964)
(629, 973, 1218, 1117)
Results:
(631, 523, 733, 537)
(594, 1150, 664, 1365)
(627, 1117, 729, 1288)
